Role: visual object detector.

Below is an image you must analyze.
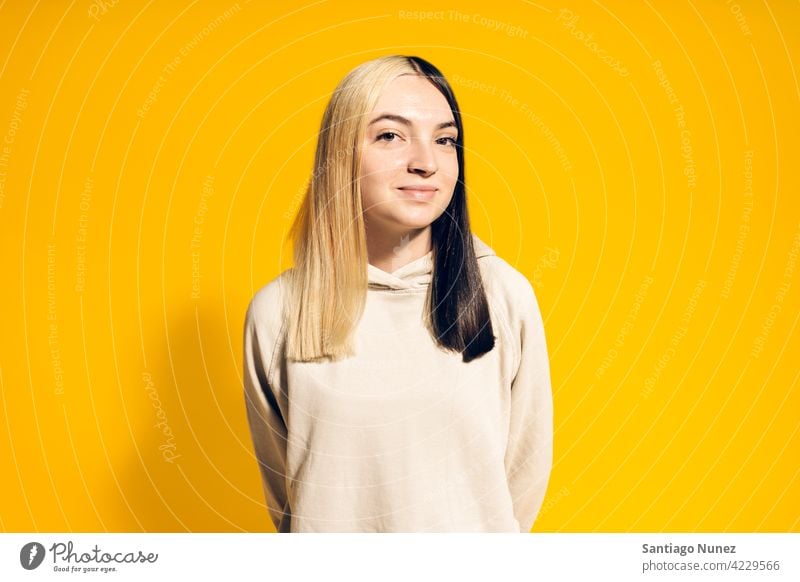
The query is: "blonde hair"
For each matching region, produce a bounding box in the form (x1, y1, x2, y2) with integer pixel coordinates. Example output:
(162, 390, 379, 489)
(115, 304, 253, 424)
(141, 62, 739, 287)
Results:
(285, 56, 421, 361)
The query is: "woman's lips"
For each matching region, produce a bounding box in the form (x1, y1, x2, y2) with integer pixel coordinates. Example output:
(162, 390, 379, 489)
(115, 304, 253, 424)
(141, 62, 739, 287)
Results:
(396, 187, 437, 201)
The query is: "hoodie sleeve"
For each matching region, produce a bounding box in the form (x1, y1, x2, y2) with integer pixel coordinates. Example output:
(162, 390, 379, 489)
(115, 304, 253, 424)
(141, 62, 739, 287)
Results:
(503, 279, 554, 532)
(243, 300, 291, 532)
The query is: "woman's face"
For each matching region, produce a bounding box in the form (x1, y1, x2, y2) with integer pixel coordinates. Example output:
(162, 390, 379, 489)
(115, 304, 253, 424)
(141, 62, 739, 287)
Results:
(359, 75, 459, 236)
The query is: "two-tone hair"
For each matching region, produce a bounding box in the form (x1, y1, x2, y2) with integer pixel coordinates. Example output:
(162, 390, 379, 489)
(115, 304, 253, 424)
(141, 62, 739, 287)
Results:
(285, 55, 495, 363)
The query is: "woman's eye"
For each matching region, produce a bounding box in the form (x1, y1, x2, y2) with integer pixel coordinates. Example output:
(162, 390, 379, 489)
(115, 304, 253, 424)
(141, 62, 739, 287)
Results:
(376, 132, 457, 146)
(377, 131, 399, 142)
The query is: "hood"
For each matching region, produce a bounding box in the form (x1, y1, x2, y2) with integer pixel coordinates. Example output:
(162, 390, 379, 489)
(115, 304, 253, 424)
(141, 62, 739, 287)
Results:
(367, 233, 496, 291)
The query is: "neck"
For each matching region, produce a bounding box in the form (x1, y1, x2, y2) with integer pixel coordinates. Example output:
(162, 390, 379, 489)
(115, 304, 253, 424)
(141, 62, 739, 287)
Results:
(364, 223, 432, 274)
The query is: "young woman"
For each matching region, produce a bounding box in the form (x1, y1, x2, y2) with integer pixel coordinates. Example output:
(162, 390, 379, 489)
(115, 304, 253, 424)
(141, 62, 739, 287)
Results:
(243, 55, 552, 532)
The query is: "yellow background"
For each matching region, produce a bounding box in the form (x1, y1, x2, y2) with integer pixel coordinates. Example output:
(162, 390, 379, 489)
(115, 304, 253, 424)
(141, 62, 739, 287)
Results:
(1, 0, 798, 532)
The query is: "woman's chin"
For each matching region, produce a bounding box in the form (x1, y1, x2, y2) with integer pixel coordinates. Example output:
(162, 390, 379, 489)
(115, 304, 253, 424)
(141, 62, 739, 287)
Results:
(394, 215, 439, 231)
(365, 204, 446, 233)
(395, 205, 445, 227)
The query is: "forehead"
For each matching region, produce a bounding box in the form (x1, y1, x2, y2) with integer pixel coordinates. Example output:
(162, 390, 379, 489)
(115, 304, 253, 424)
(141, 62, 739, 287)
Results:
(369, 75, 452, 121)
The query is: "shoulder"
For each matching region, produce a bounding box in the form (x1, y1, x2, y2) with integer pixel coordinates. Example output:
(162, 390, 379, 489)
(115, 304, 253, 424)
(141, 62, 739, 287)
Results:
(243, 269, 293, 385)
(245, 268, 293, 334)
(478, 254, 540, 317)
(477, 252, 548, 378)
(471, 233, 538, 312)
(475, 253, 542, 374)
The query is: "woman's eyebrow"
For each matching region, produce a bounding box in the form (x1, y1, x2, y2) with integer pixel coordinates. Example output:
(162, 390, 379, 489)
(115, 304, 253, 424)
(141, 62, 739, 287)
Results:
(367, 113, 457, 130)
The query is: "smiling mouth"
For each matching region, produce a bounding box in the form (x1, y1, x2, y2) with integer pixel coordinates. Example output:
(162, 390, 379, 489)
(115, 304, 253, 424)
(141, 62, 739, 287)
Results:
(396, 187, 437, 201)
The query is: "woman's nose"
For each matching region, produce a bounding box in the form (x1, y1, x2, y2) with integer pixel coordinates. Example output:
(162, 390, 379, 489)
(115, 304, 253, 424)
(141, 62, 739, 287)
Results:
(407, 137, 437, 175)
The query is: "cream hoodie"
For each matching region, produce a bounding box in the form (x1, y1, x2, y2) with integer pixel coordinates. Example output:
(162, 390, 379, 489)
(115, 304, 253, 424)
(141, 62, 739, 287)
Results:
(243, 233, 553, 532)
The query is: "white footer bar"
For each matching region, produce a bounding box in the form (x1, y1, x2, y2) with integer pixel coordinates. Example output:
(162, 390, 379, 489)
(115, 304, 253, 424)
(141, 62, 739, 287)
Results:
(2, 533, 798, 581)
